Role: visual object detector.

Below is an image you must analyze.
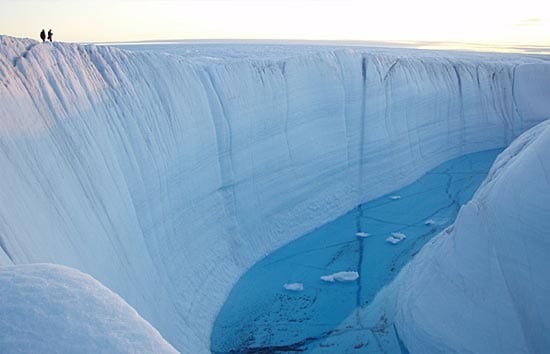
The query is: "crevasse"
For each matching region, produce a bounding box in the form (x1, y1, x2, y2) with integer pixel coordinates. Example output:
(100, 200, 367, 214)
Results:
(0, 35, 548, 352)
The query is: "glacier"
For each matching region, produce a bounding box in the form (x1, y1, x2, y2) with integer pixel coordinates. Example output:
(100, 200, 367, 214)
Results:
(0, 34, 549, 352)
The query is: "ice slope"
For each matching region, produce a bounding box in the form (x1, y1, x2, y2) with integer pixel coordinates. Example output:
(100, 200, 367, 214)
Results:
(0, 35, 549, 352)
(0, 263, 177, 353)
(361, 120, 550, 353)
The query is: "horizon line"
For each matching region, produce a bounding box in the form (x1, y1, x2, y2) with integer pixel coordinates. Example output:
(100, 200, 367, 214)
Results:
(3, 34, 549, 55)
(93, 38, 550, 55)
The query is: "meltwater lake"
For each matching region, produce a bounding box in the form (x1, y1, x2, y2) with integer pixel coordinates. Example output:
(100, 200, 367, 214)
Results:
(212, 149, 502, 353)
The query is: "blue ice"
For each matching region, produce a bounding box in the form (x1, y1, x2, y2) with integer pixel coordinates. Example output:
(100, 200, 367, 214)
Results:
(212, 149, 501, 353)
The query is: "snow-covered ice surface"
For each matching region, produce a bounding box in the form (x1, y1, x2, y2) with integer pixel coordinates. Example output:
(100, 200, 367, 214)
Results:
(0, 35, 549, 352)
(0, 263, 177, 353)
(211, 149, 501, 352)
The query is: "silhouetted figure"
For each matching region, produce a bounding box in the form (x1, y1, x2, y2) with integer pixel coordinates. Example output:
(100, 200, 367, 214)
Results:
(47, 29, 53, 42)
(40, 29, 46, 43)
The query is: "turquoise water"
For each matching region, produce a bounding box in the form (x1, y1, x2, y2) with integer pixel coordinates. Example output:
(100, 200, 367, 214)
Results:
(211, 149, 501, 353)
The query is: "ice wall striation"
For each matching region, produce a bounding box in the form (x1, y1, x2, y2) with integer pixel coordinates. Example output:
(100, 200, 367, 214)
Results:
(0, 35, 548, 352)
(377, 120, 550, 353)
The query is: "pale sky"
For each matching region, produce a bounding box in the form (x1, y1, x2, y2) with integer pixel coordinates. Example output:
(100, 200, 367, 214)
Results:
(1, 0, 549, 48)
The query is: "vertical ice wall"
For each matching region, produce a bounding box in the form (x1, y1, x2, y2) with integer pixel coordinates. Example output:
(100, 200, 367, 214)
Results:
(0, 35, 548, 352)
(376, 120, 550, 353)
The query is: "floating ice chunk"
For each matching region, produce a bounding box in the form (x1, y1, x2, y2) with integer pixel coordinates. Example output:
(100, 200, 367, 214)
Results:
(389, 195, 401, 200)
(386, 232, 407, 244)
(320, 271, 359, 283)
(355, 232, 370, 238)
(386, 236, 400, 244)
(424, 219, 436, 225)
(392, 232, 406, 240)
(283, 283, 304, 291)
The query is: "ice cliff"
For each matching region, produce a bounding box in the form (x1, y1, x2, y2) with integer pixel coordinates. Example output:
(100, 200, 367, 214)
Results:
(0, 35, 549, 352)
(360, 120, 550, 353)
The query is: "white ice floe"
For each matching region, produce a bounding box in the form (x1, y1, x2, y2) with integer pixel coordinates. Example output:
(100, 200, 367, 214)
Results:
(386, 237, 400, 244)
(392, 232, 406, 240)
(356, 232, 371, 238)
(424, 219, 437, 226)
(386, 232, 407, 244)
(283, 283, 304, 291)
(389, 195, 402, 200)
(320, 271, 359, 283)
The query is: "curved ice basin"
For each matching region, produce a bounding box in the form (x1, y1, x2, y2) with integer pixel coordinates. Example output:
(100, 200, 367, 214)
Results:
(212, 149, 502, 353)
(3, 37, 548, 352)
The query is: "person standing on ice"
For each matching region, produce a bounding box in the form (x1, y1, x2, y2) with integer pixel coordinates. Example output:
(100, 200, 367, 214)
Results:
(47, 29, 53, 42)
(40, 29, 46, 42)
